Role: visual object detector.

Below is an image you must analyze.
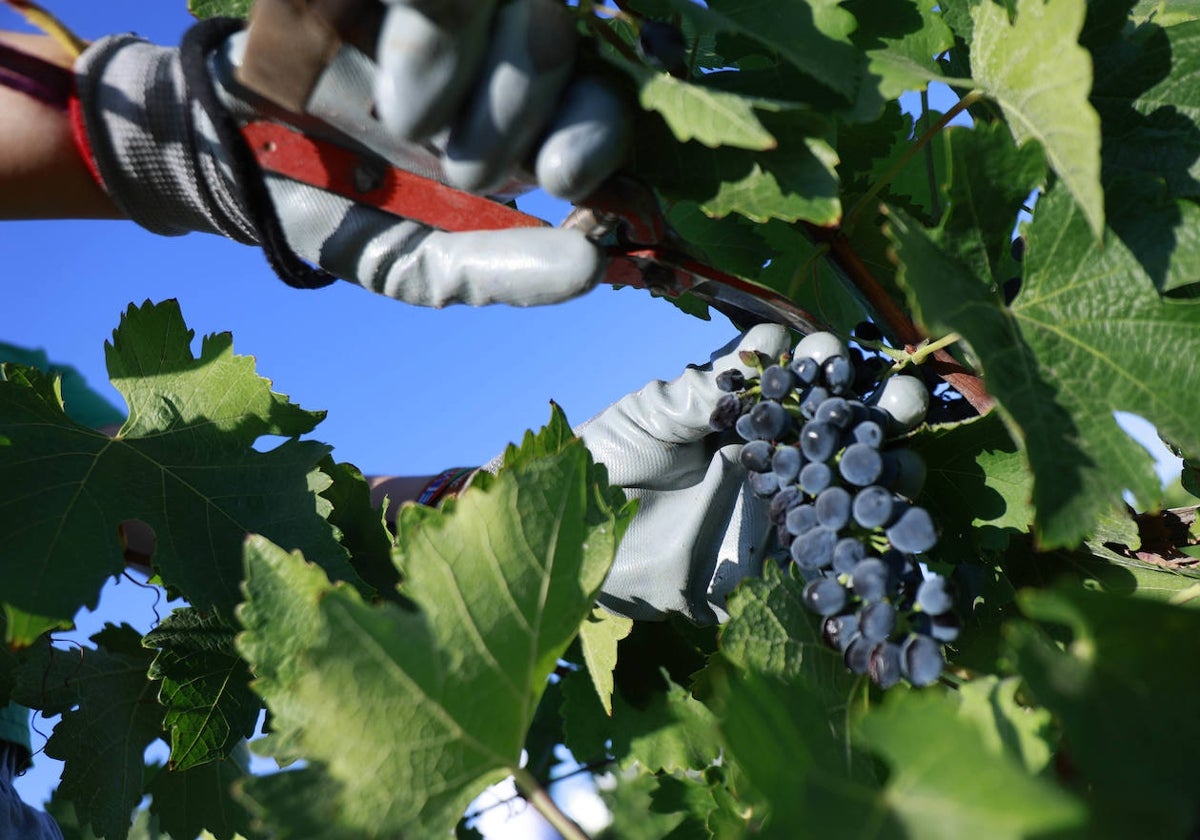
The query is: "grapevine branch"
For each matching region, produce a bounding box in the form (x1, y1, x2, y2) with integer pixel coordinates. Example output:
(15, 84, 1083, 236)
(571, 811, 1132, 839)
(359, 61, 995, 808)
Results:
(804, 221, 995, 414)
(803, 88, 994, 415)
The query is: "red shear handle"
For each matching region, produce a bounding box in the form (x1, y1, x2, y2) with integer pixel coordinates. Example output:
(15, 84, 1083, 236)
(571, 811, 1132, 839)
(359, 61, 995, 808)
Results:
(241, 121, 547, 232)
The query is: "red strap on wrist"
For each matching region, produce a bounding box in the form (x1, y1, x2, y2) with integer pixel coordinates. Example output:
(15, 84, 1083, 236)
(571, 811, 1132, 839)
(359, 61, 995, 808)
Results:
(67, 91, 103, 189)
(417, 467, 477, 507)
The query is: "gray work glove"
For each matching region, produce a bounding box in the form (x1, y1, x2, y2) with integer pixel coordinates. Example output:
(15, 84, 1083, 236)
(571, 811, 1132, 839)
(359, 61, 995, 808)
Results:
(74, 0, 629, 307)
(580, 324, 793, 624)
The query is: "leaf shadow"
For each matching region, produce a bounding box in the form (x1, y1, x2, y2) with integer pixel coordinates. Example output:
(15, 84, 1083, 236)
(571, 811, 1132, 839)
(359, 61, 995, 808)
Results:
(1091, 22, 1200, 297)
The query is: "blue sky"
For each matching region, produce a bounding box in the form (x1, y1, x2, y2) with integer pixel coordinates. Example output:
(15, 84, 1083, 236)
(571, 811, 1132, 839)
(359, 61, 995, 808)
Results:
(0, 0, 735, 817)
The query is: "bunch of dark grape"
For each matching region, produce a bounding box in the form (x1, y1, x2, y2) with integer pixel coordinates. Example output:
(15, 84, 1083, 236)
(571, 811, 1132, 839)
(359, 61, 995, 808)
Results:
(710, 331, 958, 688)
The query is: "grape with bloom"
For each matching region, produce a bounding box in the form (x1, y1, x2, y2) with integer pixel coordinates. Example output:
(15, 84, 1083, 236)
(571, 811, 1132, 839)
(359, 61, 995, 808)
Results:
(711, 330, 954, 688)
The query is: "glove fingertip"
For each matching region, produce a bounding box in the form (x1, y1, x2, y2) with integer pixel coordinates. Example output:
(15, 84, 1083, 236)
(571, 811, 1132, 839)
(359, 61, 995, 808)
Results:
(535, 77, 631, 202)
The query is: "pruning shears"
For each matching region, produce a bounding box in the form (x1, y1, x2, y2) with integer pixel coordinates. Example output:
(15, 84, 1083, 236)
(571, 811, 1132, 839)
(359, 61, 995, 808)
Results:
(236, 0, 823, 334)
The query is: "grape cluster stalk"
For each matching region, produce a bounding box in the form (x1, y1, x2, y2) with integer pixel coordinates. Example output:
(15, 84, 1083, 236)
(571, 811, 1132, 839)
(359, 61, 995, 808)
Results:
(711, 331, 959, 688)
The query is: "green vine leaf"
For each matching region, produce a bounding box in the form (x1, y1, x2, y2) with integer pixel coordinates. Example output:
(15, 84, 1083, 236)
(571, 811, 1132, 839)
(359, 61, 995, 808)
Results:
(560, 667, 721, 775)
(684, 0, 865, 101)
(236, 406, 634, 837)
(142, 608, 261, 772)
(629, 110, 842, 224)
(971, 0, 1104, 237)
(910, 412, 1034, 556)
(0, 300, 354, 644)
(1009, 587, 1200, 835)
(856, 689, 1087, 839)
(848, 0, 957, 101)
(1091, 19, 1200, 199)
(718, 562, 858, 702)
(954, 676, 1055, 775)
(578, 606, 633, 716)
(604, 52, 781, 150)
(187, 0, 251, 19)
(892, 148, 1200, 547)
(145, 752, 255, 840)
(13, 625, 162, 840)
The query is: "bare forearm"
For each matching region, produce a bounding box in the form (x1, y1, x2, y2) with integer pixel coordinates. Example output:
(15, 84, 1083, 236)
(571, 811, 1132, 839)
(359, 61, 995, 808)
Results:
(0, 32, 120, 220)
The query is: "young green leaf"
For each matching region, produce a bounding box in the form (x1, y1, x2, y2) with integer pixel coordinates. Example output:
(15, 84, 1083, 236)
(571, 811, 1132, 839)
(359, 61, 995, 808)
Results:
(142, 608, 261, 772)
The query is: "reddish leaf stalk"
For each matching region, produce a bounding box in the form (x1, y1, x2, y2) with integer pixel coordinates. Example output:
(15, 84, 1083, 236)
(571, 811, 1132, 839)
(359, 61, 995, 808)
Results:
(805, 222, 995, 414)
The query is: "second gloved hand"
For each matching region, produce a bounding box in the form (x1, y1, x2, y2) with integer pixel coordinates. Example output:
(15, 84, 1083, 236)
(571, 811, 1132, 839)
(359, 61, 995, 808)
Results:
(74, 0, 630, 307)
(578, 324, 793, 624)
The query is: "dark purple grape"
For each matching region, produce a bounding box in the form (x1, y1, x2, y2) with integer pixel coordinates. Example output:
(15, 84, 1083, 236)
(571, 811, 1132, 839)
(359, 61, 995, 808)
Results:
(832, 538, 866, 575)
(1003, 276, 1022, 306)
(887, 506, 938, 553)
(800, 421, 838, 462)
(768, 486, 801, 529)
(760, 364, 797, 400)
(735, 413, 761, 442)
(929, 612, 962, 642)
(885, 449, 927, 500)
(799, 461, 832, 495)
(839, 443, 883, 486)
(815, 397, 853, 429)
(869, 642, 903, 689)
(772, 445, 803, 484)
(823, 356, 855, 394)
(855, 356, 887, 393)
(852, 420, 883, 448)
(852, 485, 895, 529)
(844, 634, 873, 674)
(858, 601, 897, 642)
(823, 612, 860, 652)
(881, 549, 915, 582)
(800, 386, 829, 419)
(740, 439, 774, 472)
(791, 525, 838, 571)
(815, 486, 851, 530)
(851, 558, 889, 603)
(637, 20, 688, 75)
(790, 356, 820, 385)
(1011, 235, 1026, 263)
(749, 400, 789, 439)
(748, 470, 780, 497)
(853, 320, 883, 342)
(900, 634, 944, 686)
(916, 575, 954, 616)
(802, 576, 847, 616)
(785, 504, 818, 537)
(709, 393, 742, 431)
(716, 368, 745, 392)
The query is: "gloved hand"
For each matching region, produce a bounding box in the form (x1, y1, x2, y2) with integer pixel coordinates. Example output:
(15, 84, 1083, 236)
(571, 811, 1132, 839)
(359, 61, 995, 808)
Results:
(73, 0, 630, 307)
(581, 324, 793, 624)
